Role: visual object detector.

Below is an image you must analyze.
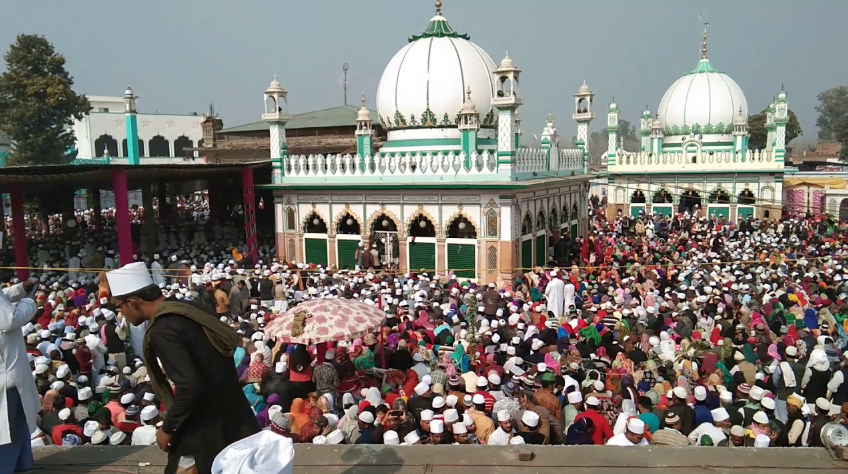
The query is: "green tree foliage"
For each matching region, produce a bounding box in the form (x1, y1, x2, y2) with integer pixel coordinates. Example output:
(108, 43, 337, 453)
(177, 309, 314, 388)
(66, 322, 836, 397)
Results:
(747, 107, 803, 150)
(835, 116, 848, 162)
(0, 34, 90, 166)
(815, 86, 848, 141)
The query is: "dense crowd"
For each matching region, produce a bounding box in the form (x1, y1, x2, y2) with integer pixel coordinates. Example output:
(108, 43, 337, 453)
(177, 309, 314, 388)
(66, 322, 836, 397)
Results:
(3, 208, 848, 464)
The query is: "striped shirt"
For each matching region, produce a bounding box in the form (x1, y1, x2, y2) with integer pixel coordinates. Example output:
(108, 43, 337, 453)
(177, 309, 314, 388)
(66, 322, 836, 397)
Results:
(651, 428, 691, 447)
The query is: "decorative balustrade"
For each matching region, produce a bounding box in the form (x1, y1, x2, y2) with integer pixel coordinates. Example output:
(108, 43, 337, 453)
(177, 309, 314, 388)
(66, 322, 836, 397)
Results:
(278, 148, 586, 183)
(612, 149, 780, 171)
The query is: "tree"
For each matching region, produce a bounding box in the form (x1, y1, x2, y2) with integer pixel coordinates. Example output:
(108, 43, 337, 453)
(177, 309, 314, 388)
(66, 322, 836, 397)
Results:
(815, 86, 848, 141)
(0, 34, 90, 166)
(747, 107, 803, 150)
(835, 116, 848, 162)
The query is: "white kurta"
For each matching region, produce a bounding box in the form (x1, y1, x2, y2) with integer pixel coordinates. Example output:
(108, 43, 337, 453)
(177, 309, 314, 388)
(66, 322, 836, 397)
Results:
(563, 282, 576, 312)
(0, 284, 39, 445)
(84, 333, 108, 387)
(544, 278, 565, 319)
(151, 261, 166, 287)
(127, 321, 147, 360)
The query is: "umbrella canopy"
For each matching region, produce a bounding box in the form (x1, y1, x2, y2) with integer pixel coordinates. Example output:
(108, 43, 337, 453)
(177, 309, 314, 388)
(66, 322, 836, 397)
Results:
(265, 299, 385, 344)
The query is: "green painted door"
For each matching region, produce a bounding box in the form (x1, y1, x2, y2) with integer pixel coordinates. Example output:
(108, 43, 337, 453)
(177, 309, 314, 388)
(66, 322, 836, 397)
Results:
(521, 239, 532, 270)
(536, 235, 546, 266)
(630, 205, 645, 219)
(571, 223, 578, 240)
(337, 239, 359, 269)
(447, 243, 475, 279)
(708, 206, 730, 219)
(304, 238, 328, 267)
(737, 206, 754, 220)
(408, 242, 436, 273)
(653, 205, 672, 217)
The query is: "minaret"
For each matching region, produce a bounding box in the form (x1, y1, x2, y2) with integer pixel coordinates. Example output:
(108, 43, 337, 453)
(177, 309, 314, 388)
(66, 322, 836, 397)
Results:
(650, 114, 664, 159)
(458, 86, 479, 159)
(540, 113, 557, 168)
(262, 76, 292, 184)
(573, 81, 595, 167)
(773, 87, 789, 164)
(606, 99, 619, 168)
(514, 112, 522, 149)
(765, 100, 776, 152)
(355, 93, 373, 163)
(124, 86, 140, 165)
(491, 52, 522, 174)
(640, 105, 651, 152)
(732, 106, 748, 162)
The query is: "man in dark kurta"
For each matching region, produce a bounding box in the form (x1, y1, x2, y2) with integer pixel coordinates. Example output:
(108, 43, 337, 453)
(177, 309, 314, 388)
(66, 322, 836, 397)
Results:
(106, 262, 259, 474)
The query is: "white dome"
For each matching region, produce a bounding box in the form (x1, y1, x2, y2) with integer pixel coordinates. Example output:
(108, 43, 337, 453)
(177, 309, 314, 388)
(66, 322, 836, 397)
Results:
(657, 59, 747, 137)
(376, 15, 497, 130)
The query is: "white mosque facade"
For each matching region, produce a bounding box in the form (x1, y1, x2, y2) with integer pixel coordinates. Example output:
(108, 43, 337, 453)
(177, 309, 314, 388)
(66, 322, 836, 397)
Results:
(604, 30, 788, 222)
(265, 2, 593, 283)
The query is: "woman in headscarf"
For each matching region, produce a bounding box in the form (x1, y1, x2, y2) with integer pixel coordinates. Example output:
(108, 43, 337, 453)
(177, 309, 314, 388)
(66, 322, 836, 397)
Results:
(451, 344, 470, 374)
(316, 393, 334, 415)
(620, 374, 638, 404)
(802, 348, 831, 401)
(243, 384, 266, 415)
(339, 404, 361, 443)
(289, 398, 310, 434)
(256, 393, 281, 428)
(299, 406, 324, 443)
(352, 344, 375, 372)
(364, 387, 383, 407)
(565, 417, 595, 445)
(241, 353, 270, 384)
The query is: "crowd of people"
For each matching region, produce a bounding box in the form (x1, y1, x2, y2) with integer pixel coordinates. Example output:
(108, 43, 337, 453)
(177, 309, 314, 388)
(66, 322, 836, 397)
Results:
(3, 207, 848, 473)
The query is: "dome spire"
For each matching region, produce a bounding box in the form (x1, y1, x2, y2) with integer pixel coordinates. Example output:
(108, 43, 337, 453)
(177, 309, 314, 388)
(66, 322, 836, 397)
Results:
(699, 13, 709, 60)
(435, 0, 442, 16)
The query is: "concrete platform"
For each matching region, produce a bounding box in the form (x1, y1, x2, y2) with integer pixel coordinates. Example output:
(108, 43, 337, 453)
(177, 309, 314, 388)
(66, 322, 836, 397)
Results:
(31, 445, 847, 474)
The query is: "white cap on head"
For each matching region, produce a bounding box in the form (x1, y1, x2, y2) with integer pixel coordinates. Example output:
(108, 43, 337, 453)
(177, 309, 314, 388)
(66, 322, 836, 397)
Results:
(110, 431, 127, 445)
(521, 410, 539, 428)
(761, 397, 775, 410)
(312, 436, 327, 445)
(141, 406, 159, 422)
(91, 431, 108, 445)
(626, 418, 646, 435)
(754, 434, 770, 447)
(143, 392, 156, 402)
(752, 411, 769, 425)
(420, 409, 434, 421)
(585, 396, 600, 407)
(453, 422, 467, 434)
(358, 411, 375, 424)
(429, 419, 444, 434)
(56, 365, 70, 379)
(749, 386, 764, 401)
(432, 396, 446, 409)
(383, 430, 400, 445)
(106, 262, 154, 298)
(58, 408, 71, 421)
(414, 383, 429, 396)
(443, 409, 459, 423)
(815, 397, 831, 412)
(785, 346, 797, 357)
(711, 407, 729, 422)
(404, 431, 421, 444)
(325, 429, 345, 445)
(694, 386, 707, 401)
(567, 391, 583, 404)
(120, 393, 135, 404)
(672, 386, 688, 399)
(496, 410, 511, 422)
(78, 387, 92, 401)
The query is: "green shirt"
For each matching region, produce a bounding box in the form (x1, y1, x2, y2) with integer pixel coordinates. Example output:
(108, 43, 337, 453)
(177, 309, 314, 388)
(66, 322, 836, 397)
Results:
(638, 412, 661, 434)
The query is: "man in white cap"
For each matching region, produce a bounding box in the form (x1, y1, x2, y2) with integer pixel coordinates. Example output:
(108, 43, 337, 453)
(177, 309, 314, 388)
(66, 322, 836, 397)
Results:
(688, 407, 731, 446)
(132, 406, 161, 446)
(651, 412, 690, 446)
(666, 386, 696, 435)
(544, 271, 565, 320)
(606, 418, 648, 446)
(107, 261, 259, 472)
(772, 345, 804, 423)
(516, 410, 546, 445)
(0, 278, 39, 474)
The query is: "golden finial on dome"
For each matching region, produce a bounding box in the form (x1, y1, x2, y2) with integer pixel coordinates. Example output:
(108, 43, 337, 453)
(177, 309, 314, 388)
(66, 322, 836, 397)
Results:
(435, 1, 442, 15)
(361, 92, 366, 107)
(699, 13, 709, 60)
(465, 85, 471, 101)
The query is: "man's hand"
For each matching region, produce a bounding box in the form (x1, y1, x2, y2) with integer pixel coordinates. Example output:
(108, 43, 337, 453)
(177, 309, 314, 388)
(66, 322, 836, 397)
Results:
(155, 429, 171, 452)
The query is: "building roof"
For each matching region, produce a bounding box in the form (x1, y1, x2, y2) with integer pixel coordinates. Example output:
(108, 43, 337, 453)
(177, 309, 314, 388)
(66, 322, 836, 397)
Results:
(218, 105, 379, 134)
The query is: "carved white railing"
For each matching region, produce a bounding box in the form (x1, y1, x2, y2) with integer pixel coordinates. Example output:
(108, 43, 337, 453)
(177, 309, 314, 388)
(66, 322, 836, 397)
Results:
(283, 151, 498, 178)
(559, 148, 584, 171)
(612, 149, 780, 171)
(515, 148, 547, 172)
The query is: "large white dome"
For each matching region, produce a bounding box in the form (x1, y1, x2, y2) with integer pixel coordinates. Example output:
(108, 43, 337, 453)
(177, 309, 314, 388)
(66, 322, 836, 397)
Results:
(657, 59, 747, 138)
(376, 14, 497, 131)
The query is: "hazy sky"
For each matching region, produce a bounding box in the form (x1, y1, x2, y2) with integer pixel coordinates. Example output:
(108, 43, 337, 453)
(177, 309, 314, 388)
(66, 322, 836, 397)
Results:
(2, 0, 845, 145)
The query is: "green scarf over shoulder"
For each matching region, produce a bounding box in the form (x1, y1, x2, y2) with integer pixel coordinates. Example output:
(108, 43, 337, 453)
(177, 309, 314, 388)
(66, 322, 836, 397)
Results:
(142, 301, 241, 410)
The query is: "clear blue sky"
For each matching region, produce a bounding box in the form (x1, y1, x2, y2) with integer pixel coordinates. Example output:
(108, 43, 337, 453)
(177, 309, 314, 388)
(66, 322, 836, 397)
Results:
(2, 0, 845, 145)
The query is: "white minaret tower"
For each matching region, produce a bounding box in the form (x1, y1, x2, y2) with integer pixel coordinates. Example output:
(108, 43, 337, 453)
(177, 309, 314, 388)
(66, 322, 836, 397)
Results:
(650, 114, 664, 159)
(262, 76, 292, 184)
(492, 52, 522, 174)
(606, 99, 620, 168)
(573, 81, 595, 163)
(639, 105, 651, 152)
(355, 93, 374, 163)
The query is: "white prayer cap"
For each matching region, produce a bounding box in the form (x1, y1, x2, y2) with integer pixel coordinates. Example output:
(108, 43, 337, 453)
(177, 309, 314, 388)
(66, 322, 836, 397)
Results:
(730, 425, 745, 437)
(358, 411, 375, 424)
(91, 431, 108, 445)
(754, 434, 770, 447)
(626, 418, 646, 435)
(56, 365, 70, 379)
(429, 419, 444, 434)
(711, 407, 730, 422)
(211, 431, 294, 474)
(785, 346, 797, 357)
(453, 422, 467, 434)
(585, 396, 600, 407)
(487, 373, 501, 385)
(141, 406, 160, 422)
(445, 394, 458, 407)
(420, 409, 434, 421)
(325, 429, 344, 445)
(496, 410, 511, 422)
(815, 398, 831, 412)
(432, 396, 446, 409)
(761, 397, 776, 410)
(521, 410, 539, 428)
(719, 391, 733, 403)
(383, 430, 400, 445)
(50, 381, 65, 391)
(143, 392, 156, 402)
(694, 386, 707, 401)
(312, 436, 327, 445)
(749, 386, 764, 401)
(78, 387, 92, 401)
(414, 383, 429, 396)
(120, 393, 135, 404)
(404, 431, 421, 445)
(35, 364, 49, 375)
(752, 411, 769, 425)
(421, 375, 432, 385)
(672, 386, 688, 399)
(443, 409, 459, 423)
(275, 362, 287, 374)
(58, 408, 71, 421)
(83, 421, 99, 438)
(509, 436, 525, 445)
(110, 431, 127, 445)
(472, 394, 485, 405)
(567, 391, 583, 404)
(106, 262, 154, 298)
(476, 376, 488, 388)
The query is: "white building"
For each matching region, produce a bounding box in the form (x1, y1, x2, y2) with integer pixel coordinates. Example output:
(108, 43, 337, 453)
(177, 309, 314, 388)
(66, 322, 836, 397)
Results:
(605, 28, 788, 222)
(72, 94, 204, 160)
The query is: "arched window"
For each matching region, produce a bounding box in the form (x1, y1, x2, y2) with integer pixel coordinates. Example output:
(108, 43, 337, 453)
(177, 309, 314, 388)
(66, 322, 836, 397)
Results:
(409, 214, 436, 238)
(121, 138, 145, 157)
(738, 188, 756, 205)
(285, 208, 296, 231)
(709, 188, 731, 204)
(487, 245, 498, 275)
(548, 209, 558, 229)
(572, 202, 579, 220)
(94, 134, 118, 157)
(631, 188, 646, 204)
(522, 214, 533, 235)
(447, 215, 477, 239)
(652, 188, 673, 204)
(337, 213, 361, 235)
(536, 210, 546, 231)
(562, 205, 569, 224)
(485, 209, 498, 238)
(304, 212, 327, 233)
(149, 135, 170, 157)
(173, 135, 194, 158)
(371, 214, 398, 233)
(679, 190, 702, 214)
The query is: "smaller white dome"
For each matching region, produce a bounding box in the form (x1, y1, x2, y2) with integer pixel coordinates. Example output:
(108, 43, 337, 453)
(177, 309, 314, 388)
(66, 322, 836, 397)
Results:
(609, 101, 618, 110)
(777, 90, 787, 100)
(578, 81, 591, 95)
(498, 52, 516, 70)
(266, 76, 286, 93)
(124, 86, 134, 97)
(460, 86, 477, 114)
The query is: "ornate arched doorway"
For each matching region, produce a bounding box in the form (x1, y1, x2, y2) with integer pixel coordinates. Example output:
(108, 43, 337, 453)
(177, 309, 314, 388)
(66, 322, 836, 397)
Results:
(679, 189, 701, 214)
(303, 212, 328, 266)
(446, 215, 477, 279)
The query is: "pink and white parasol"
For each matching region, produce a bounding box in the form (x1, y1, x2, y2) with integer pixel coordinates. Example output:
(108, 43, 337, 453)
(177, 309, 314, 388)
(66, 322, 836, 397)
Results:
(265, 299, 385, 344)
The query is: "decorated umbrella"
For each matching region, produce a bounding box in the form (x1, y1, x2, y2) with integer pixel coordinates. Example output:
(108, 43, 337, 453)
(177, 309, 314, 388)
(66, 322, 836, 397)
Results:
(265, 299, 385, 345)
